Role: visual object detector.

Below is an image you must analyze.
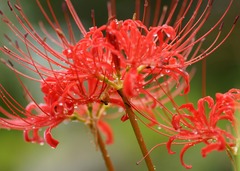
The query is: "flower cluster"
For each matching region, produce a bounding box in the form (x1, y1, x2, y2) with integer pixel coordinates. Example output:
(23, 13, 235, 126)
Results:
(167, 89, 240, 169)
(0, 0, 239, 170)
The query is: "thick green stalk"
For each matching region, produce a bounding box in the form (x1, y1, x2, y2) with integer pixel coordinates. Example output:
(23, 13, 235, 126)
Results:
(118, 89, 155, 171)
(97, 129, 115, 171)
(87, 104, 115, 171)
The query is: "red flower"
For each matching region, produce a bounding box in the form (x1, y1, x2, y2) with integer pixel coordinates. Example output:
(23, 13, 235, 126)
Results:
(0, 0, 237, 163)
(0, 83, 114, 148)
(167, 89, 238, 169)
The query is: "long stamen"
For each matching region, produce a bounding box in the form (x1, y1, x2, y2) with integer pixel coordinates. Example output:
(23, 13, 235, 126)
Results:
(65, 0, 87, 36)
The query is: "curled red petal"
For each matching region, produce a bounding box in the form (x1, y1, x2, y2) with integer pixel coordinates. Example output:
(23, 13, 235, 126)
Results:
(196, 96, 214, 126)
(180, 144, 194, 169)
(123, 69, 142, 98)
(98, 120, 113, 145)
(166, 137, 176, 154)
(179, 103, 196, 113)
(25, 102, 37, 113)
(121, 114, 129, 122)
(23, 129, 43, 144)
(172, 68, 190, 94)
(201, 135, 226, 157)
(44, 127, 59, 148)
(24, 130, 32, 142)
(171, 114, 181, 130)
(202, 143, 221, 158)
(160, 24, 176, 40)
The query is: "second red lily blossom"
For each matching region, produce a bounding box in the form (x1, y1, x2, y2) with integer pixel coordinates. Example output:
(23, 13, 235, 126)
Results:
(167, 88, 240, 169)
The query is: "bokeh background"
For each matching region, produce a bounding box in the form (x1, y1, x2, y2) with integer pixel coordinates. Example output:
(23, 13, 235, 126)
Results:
(0, 0, 240, 171)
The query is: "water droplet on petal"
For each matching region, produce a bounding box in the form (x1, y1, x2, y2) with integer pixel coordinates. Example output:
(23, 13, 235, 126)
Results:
(165, 70, 170, 73)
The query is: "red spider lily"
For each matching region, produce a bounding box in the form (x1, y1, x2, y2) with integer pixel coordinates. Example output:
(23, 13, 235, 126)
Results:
(0, 83, 114, 148)
(0, 0, 237, 155)
(166, 89, 239, 169)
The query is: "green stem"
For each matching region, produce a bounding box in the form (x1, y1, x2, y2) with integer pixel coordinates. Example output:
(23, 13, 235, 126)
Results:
(118, 89, 155, 171)
(86, 104, 115, 171)
(97, 129, 115, 171)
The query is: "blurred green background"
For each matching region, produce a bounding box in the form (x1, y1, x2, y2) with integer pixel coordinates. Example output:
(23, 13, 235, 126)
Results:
(0, 0, 240, 171)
